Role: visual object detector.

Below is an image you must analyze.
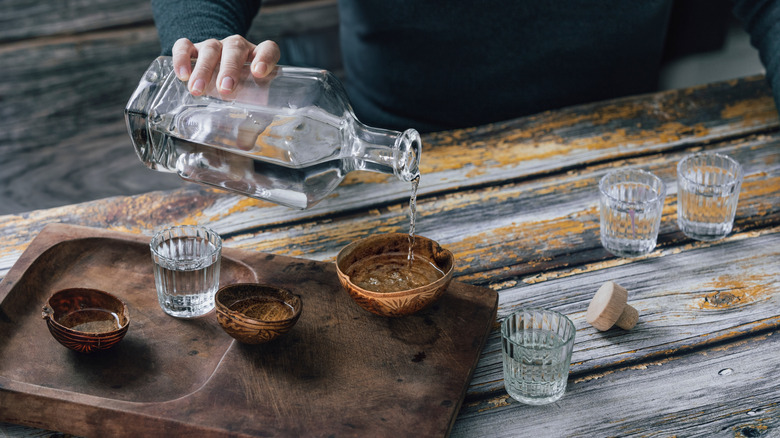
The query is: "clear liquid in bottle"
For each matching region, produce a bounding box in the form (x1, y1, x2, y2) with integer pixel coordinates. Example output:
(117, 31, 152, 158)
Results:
(126, 57, 421, 209)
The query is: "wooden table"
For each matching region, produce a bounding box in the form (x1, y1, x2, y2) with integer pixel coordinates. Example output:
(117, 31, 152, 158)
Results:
(1, 75, 778, 437)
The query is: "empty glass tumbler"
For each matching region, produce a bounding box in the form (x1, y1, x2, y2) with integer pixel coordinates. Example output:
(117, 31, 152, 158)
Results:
(501, 308, 576, 405)
(150, 225, 222, 318)
(677, 152, 743, 241)
(599, 169, 667, 258)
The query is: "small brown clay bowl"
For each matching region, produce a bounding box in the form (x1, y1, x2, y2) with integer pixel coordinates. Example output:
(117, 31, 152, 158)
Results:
(42, 288, 130, 353)
(215, 283, 302, 344)
(336, 233, 454, 317)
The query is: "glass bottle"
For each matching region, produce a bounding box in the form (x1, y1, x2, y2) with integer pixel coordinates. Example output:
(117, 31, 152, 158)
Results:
(125, 56, 421, 209)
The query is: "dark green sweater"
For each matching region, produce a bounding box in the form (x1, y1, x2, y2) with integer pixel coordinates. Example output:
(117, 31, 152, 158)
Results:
(152, 0, 780, 133)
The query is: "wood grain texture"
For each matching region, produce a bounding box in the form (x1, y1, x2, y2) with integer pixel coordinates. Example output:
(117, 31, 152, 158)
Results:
(0, 0, 152, 42)
(0, 25, 184, 215)
(0, 61, 778, 437)
(0, 224, 497, 438)
(0, 31, 774, 216)
(213, 135, 780, 282)
(464, 227, 780, 394)
(454, 329, 779, 437)
(453, 228, 779, 437)
(7, 129, 774, 281)
(0, 0, 339, 215)
(2, 73, 774, 219)
(0, 0, 337, 43)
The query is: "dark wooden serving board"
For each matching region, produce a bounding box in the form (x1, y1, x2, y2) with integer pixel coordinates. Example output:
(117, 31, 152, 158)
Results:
(0, 224, 498, 437)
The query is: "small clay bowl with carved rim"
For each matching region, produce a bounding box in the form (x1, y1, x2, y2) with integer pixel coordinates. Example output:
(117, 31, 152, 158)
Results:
(42, 288, 130, 353)
(215, 283, 302, 344)
(336, 233, 454, 317)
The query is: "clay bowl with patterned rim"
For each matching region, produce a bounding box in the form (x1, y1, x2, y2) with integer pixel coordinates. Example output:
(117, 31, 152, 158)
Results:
(215, 283, 302, 344)
(42, 288, 130, 353)
(336, 233, 454, 317)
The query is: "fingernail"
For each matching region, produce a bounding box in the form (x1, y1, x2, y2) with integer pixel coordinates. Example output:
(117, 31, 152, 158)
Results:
(191, 78, 205, 95)
(220, 76, 234, 92)
(252, 62, 267, 76)
(178, 66, 190, 81)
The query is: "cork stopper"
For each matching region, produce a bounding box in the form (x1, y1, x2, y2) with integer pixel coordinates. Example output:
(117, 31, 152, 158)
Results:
(586, 281, 638, 331)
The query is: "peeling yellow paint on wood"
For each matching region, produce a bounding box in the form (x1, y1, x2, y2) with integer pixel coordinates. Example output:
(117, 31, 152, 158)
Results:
(214, 197, 273, 220)
(721, 95, 778, 121)
(465, 167, 486, 178)
(0, 227, 32, 258)
(573, 358, 674, 384)
(342, 172, 394, 186)
(708, 331, 773, 353)
(742, 174, 780, 202)
(473, 395, 512, 413)
(733, 423, 769, 438)
(446, 206, 595, 270)
(489, 280, 517, 291)
(523, 225, 780, 286)
(694, 272, 774, 310)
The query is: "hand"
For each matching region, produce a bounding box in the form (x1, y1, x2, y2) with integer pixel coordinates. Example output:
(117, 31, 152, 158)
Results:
(172, 35, 281, 96)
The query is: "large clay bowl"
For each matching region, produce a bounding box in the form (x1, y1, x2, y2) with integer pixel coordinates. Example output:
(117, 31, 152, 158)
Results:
(336, 233, 454, 317)
(42, 288, 130, 353)
(215, 283, 302, 344)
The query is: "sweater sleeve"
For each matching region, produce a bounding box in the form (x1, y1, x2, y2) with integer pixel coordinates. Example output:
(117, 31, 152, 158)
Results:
(151, 0, 262, 55)
(732, 0, 780, 112)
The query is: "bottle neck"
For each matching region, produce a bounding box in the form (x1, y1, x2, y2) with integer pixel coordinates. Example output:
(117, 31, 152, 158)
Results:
(349, 122, 421, 182)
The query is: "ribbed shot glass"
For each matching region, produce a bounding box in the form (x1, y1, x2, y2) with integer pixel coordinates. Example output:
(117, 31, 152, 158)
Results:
(150, 225, 222, 318)
(677, 152, 743, 241)
(599, 169, 667, 258)
(501, 308, 576, 405)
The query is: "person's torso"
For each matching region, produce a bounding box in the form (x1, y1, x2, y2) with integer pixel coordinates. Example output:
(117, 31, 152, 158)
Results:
(338, 1, 673, 132)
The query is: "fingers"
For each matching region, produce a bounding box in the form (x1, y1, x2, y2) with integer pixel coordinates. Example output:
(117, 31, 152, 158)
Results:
(251, 40, 281, 78)
(171, 36, 281, 96)
(172, 38, 198, 81)
(188, 39, 222, 96)
(216, 35, 253, 95)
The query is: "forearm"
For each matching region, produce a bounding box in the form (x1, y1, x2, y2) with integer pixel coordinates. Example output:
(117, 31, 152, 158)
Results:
(151, 0, 262, 55)
(733, 0, 780, 111)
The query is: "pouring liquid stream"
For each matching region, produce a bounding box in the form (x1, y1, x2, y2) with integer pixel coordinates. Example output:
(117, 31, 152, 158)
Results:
(345, 175, 446, 293)
(407, 175, 420, 267)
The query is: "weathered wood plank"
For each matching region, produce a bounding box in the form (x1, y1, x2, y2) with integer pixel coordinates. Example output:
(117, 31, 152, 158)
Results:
(191, 75, 775, 228)
(0, 26, 183, 215)
(9, 71, 773, 221)
(0, 1, 770, 216)
(0, 224, 496, 438)
(0, 0, 339, 215)
(0, 423, 56, 438)
(465, 226, 780, 397)
(6, 224, 773, 438)
(1, 30, 775, 214)
(2, 137, 777, 406)
(2, 6, 774, 437)
(0, 131, 777, 283)
(133, 134, 780, 275)
(1, 28, 774, 215)
(0, 0, 152, 42)
(453, 329, 780, 437)
(419, 75, 777, 191)
(0, 0, 338, 43)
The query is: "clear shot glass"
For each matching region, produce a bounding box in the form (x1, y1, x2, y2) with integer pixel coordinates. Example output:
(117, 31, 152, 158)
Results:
(599, 169, 667, 258)
(677, 152, 743, 241)
(501, 308, 576, 405)
(150, 225, 222, 318)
